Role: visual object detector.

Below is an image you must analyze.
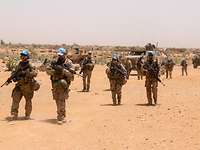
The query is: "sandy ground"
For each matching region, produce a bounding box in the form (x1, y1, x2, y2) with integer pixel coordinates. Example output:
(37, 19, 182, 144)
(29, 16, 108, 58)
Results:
(0, 65, 200, 150)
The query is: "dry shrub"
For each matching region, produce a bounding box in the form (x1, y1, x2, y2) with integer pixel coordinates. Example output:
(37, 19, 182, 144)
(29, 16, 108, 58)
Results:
(6, 55, 19, 71)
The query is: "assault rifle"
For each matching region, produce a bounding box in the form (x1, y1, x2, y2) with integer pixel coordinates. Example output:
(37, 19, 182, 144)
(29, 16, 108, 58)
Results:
(146, 64, 165, 86)
(51, 61, 83, 78)
(110, 64, 127, 79)
(63, 63, 83, 78)
(1, 63, 30, 87)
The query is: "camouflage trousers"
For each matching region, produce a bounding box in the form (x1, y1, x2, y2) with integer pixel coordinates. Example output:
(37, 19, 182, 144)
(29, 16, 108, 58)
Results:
(110, 79, 123, 105)
(182, 66, 188, 76)
(145, 79, 158, 105)
(52, 87, 69, 121)
(166, 69, 173, 79)
(137, 69, 143, 80)
(83, 70, 92, 91)
(11, 85, 34, 117)
(126, 68, 131, 79)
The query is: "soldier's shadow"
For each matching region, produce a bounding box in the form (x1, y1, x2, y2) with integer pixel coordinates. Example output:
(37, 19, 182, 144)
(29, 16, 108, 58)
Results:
(136, 103, 160, 107)
(103, 89, 111, 92)
(100, 104, 123, 106)
(77, 90, 85, 93)
(41, 118, 58, 124)
(4, 116, 34, 122)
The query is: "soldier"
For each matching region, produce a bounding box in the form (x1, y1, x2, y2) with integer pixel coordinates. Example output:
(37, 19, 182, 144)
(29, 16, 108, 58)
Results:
(136, 57, 144, 80)
(121, 58, 132, 80)
(165, 58, 175, 79)
(143, 52, 160, 105)
(145, 43, 156, 51)
(79, 51, 95, 92)
(180, 58, 188, 76)
(5, 50, 39, 120)
(46, 48, 75, 124)
(106, 54, 127, 105)
(124, 59, 132, 79)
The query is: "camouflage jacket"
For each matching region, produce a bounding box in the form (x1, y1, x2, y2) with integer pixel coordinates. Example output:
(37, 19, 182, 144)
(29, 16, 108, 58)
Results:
(46, 57, 75, 83)
(165, 59, 175, 70)
(180, 59, 187, 67)
(143, 60, 160, 80)
(80, 56, 95, 72)
(107, 62, 127, 80)
(12, 61, 38, 85)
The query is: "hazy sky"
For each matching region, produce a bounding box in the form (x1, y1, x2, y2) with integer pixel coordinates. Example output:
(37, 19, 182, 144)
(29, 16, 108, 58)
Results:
(0, 0, 200, 48)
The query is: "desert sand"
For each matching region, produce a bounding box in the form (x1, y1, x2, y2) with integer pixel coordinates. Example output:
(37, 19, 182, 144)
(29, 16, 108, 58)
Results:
(0, 65, 199, 150)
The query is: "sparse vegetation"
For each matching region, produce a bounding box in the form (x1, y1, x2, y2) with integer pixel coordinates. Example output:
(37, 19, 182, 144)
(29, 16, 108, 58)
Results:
(6, 54, 19, 71)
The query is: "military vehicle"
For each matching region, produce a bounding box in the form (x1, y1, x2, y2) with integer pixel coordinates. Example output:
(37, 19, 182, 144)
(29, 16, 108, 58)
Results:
(192, 54, 200, 68)
(125, 45, 167, 75)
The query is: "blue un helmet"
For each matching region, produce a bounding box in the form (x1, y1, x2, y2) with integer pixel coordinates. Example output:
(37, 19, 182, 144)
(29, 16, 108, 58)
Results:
(57, 47, 67, 56)
(20, 49, 29, 58)
(112, 53, 119, 61)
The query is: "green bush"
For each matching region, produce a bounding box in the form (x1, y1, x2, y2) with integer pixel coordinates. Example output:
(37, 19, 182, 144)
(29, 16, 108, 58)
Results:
(6, 55, 19, 71)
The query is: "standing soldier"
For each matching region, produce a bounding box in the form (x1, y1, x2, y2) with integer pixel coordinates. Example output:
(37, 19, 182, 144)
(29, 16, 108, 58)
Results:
(165, 58, 175, 79)
(143, 52, 160, 105)
(120, 57, 132, 80)
(136, 57, 144, 80)
(79, 51, 95, 92)
(4, 50, 39, 120)
(46, 48, 75, 124)
(180, 58, 188, 76)
(106, 54, 127, 105)
(145, 43, 156, 51)
(123, 58, 132, 80)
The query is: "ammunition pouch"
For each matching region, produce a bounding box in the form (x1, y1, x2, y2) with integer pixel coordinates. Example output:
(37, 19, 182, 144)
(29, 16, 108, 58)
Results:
(83, 64, 94, 71)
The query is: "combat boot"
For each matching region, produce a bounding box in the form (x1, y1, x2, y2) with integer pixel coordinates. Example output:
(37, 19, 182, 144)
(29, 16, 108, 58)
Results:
(147, 99, 153, 106)
(57, 120, 63, 125)
(113, 98, 117, 105)
(10, 114, 18, 120)
(82, 88, 86, 92)
(24, 115, 31, 120)
(62, 118, 66, 123)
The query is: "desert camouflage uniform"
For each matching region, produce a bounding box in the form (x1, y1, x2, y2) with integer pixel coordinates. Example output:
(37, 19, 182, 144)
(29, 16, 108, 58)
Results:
(136, 57, 144, 80)
(80, 56, 95, 91)
(106, 61, 127, 105)
(121, 58, 132, 79)
(11, 61, 38, 118)
(46, 57, 74, 121)
(181, 59, 188, 76)
(143, 60, 160, 105)
(165, 59, 175, 79)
